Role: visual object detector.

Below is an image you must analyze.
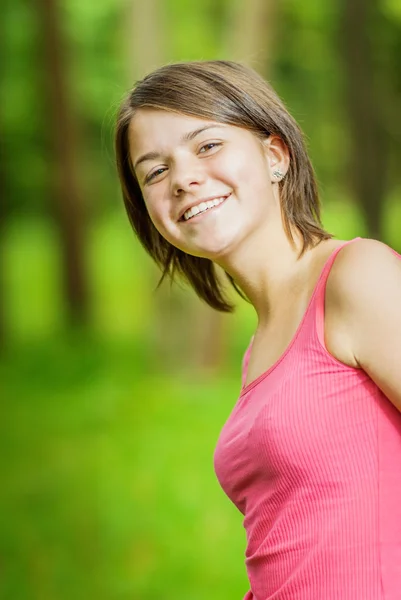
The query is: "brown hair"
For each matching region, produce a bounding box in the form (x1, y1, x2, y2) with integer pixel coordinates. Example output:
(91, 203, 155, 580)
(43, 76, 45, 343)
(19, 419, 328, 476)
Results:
(115, 60, 332, 312)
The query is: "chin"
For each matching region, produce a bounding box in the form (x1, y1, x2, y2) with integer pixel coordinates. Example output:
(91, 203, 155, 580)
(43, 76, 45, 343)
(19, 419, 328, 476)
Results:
(187, 239, 239, 262)
(167, 219, 245, 261)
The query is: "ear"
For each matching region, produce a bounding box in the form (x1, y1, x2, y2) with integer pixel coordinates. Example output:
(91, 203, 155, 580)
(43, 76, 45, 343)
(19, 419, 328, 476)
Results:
(261, 135, 290, 182)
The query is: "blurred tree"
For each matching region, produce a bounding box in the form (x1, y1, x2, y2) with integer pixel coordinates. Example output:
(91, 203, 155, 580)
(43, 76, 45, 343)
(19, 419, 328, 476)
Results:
(36, 0, 89, 325)
(125, 0, 181, 367)
(125, 0, 231, 375)
(189, 0, 280, 374)
(0, 7, 8, 349)
(0, 124, 5, 350)
(126, 0, 166, 81)
(199, 0, 281, 373)
(224, 0, 276, 74)
(339, 0, 388, 239)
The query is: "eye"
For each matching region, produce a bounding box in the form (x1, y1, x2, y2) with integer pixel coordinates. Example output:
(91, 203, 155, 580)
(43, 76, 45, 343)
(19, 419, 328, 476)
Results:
(199, 142, 221, 154)
(145, 167, 167, 184)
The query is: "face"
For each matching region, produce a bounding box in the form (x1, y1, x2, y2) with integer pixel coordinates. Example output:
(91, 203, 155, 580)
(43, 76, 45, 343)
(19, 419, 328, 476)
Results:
(128, 108, 284, 261)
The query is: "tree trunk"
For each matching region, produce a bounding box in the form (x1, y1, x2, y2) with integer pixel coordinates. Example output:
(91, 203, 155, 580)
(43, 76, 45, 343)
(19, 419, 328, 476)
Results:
(192, 0, 279, 375)
(36, 0, 89, 326)
(223, 0, 276, 74)
(125, 0, 166, 82)
(125, 0, 231, 375)
(193, 0, 280, 373)
(339, 0, 388, 240)
(0, 8, 8, 350)
(0, 123, 6, 351)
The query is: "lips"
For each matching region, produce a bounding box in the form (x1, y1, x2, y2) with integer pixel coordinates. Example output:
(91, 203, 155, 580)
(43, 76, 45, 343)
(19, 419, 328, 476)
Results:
(178, 193, 231, 222)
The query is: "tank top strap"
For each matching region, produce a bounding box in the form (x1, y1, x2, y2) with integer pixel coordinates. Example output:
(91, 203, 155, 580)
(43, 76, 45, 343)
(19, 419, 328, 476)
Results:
(241, 336, 254, 388)
(241, 238, 363, 387)
(314, 237, 362, 346)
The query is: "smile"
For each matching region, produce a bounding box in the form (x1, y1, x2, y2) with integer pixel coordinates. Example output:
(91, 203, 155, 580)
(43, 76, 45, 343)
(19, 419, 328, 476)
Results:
(182, 194, 230, 222)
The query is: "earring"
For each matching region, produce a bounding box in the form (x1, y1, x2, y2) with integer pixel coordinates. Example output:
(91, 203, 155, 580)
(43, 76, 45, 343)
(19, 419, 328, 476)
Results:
(272, 168, 285, 182)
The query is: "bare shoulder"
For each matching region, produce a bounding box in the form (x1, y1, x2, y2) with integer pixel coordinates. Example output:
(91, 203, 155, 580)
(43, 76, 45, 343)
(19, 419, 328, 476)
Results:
(327, 238, 401, 300)
(324, 238, 401, 368)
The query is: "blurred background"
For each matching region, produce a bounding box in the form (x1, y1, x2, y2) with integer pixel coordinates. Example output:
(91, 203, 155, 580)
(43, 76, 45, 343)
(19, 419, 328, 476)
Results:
(2, 0, 401, 598)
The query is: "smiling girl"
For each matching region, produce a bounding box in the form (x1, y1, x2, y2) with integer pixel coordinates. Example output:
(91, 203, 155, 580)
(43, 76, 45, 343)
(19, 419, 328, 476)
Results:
(115, 61, 401, 599)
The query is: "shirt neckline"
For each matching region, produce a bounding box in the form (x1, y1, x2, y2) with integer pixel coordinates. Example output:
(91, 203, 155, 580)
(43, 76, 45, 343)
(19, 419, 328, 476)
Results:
(239, 237, 361, 396)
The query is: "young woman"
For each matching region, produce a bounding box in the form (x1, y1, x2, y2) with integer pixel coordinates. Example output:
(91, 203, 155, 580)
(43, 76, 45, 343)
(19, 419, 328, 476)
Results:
(115, 61, 401, 599)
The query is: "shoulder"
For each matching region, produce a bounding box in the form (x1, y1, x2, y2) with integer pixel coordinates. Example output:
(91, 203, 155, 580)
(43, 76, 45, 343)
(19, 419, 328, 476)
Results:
(325, 238, 401, 411)
(327, 238, 401, 308)
(326, 237, 401, 367)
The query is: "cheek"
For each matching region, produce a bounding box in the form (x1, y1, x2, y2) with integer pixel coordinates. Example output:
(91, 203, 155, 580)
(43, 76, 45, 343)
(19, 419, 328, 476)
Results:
(147, 208, 169, 239)
(143, 191, 167, 228)
(143, 193, 179, 246)
(217, 146, 269, 188)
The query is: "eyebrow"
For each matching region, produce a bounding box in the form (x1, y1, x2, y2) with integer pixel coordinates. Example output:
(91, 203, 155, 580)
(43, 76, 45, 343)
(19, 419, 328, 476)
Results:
(133, 124, 225, 171)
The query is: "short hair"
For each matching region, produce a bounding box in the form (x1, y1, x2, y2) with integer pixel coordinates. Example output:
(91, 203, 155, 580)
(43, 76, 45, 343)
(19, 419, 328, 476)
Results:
(115, 60, 332, 312)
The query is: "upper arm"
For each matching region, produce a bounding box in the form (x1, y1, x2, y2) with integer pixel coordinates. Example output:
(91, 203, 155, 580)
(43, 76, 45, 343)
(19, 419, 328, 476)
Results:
(328, 238, 401, 413)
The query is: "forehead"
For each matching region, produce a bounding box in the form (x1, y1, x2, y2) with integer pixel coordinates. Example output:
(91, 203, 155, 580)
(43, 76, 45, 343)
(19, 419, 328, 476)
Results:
(128, 108, 224, 155)
(129, 107, 212, 132)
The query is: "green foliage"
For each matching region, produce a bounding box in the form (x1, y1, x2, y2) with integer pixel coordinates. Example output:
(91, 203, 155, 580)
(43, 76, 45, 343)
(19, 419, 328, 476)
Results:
(4, 0, 401, 216)
(2, 340, 249, 600)
(165, 0, 224, 61)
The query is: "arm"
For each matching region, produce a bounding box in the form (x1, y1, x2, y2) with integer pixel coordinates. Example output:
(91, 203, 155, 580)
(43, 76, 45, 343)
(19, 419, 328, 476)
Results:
(328, 238, 401, 413)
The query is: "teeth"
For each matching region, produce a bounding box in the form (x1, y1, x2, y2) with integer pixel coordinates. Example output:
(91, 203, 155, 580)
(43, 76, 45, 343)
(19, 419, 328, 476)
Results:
(183, 196, 227, 221)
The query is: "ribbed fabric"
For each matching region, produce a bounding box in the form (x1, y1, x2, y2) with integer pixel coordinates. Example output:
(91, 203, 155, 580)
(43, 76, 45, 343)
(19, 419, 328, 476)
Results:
(214, 238, 401, 600)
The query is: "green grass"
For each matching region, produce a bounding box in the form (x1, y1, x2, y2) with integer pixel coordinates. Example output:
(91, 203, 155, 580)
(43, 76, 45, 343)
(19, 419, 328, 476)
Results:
(1, 337, 250, 600)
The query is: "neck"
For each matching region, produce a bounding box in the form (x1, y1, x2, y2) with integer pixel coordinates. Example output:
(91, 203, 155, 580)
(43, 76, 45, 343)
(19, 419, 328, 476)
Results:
(216, 218, 320, 326)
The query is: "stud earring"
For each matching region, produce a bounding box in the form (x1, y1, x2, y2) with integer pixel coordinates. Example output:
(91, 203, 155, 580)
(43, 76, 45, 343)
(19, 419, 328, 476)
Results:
(272, 168, 285, 182)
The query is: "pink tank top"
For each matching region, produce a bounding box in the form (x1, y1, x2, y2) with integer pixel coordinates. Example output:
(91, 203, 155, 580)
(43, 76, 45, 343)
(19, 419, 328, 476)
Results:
(214, 238, 401, 600)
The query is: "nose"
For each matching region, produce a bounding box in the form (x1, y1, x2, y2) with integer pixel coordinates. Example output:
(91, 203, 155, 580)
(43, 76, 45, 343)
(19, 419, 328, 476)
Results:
(171, 156, 206, 196)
